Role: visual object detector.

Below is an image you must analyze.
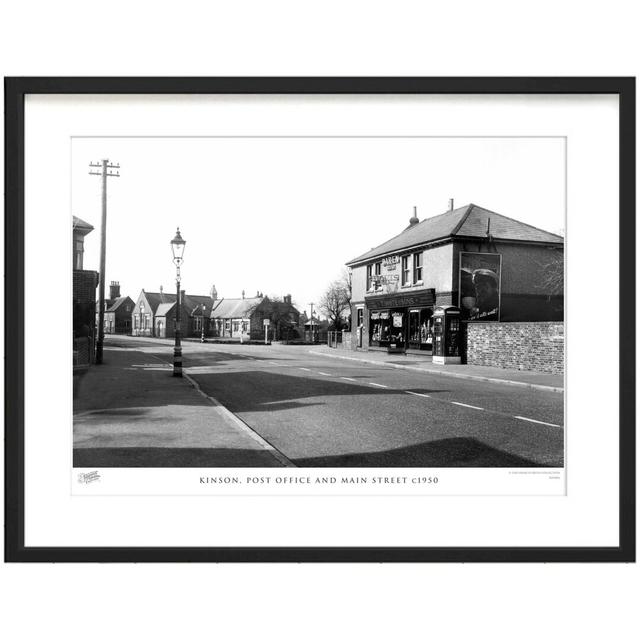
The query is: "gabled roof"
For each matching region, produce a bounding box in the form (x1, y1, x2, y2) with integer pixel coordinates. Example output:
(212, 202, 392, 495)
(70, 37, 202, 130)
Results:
(139, 290, 219, 315)
(184, 294, 216, 316)
(141, 291, 176, 314)
(155, 302, 177, 318)
(210, 296, 266, 319)
(346, 204, 564, 265)
(73, 216, 94, 236)
(106, 296, 133, 313)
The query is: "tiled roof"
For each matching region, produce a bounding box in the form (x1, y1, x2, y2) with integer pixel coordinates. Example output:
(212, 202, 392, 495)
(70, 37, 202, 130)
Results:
(142, 292, 176, 313)
(141, 291, 219, 315)
(184, 294, 216, 315)
(210, 297, 265, 319)
(346, 204, 563, 265)
(106, 296, 133, 312)
(155, 302, 177, 317)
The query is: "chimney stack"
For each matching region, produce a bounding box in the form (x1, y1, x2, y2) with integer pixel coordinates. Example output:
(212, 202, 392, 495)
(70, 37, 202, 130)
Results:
(109, 281, 120, 300)
(210, 284, 218, 301)
(408, 206, 419, 227)
(242, 289, 245, 299)
(448, 198, 454, 211)
(284, 294, 292, 304)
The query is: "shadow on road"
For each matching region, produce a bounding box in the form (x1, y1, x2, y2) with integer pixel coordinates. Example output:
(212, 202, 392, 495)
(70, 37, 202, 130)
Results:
(188, 370, 450, 413)
(294, 437, 562, 467)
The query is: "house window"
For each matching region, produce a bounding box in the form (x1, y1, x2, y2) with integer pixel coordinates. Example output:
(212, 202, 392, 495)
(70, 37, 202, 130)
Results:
(366, 264, 373, 291)
(413, 252, 423, 283)
(74, 239, 84, 270)
(193, 316, 202, 332)
(372, 261, 382, 291)
(401, 255, 410, 285)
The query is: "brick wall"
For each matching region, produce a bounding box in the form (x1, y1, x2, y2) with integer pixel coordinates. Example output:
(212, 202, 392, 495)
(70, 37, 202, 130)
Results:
(465, 321, 564, 374)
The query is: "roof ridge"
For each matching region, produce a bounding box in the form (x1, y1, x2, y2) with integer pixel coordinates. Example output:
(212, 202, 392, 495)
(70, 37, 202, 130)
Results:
(450, 203, 475, 236)
(464, 205, 564, 240)
(352, 205, 471, 261)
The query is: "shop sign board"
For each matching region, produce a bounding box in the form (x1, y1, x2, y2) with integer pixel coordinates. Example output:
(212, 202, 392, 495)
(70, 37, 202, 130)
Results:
(366, 289, 435, 310)
(459, 252, 502, 321)
(383, 255, 400, 270)
(372, 274, 399, 284)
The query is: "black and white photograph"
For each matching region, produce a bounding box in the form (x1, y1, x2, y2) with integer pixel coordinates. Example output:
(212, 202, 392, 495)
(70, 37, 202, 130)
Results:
(72, 135, 565, 475)
(6, 78, 633, 564)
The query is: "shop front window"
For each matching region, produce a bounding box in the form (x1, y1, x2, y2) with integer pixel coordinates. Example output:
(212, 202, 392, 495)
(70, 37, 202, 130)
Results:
(369, 310, 391, 344)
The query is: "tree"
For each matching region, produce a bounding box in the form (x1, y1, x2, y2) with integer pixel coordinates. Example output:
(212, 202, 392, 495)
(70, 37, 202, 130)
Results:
(319, 270, 352, 331)
(535, 250, 564, 297)
(267, 296, 301, 340)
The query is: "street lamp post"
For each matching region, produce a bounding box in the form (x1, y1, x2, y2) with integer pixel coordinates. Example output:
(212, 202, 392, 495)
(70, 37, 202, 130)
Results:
(170, 228, 186, 377)
(200, 303, 206, 343)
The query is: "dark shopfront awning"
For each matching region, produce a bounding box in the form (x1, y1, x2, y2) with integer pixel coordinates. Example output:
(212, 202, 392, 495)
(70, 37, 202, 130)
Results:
(366, 289, 435, 310)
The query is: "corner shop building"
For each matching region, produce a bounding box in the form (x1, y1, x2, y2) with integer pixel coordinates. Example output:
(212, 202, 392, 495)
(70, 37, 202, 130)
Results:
(346, 203, 564, 354)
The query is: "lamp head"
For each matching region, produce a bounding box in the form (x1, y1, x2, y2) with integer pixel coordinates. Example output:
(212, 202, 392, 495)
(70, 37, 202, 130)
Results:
(171, 227, 186, 265)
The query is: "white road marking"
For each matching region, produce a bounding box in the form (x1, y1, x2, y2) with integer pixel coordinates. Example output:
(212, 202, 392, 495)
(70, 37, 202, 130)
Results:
(299, 367, 311, 371)
(317, 371, 331, 376)
(369, 382, 388, 388)
(405, 391, 431, 398)
(515, 416, 563, 428)
(451, 401, 485, 411)
(340, 377, 357, 382)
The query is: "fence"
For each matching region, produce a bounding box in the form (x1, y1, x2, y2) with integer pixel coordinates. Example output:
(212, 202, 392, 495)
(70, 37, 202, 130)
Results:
(327, 330, 352, 349)
(327, 331, 343, 348)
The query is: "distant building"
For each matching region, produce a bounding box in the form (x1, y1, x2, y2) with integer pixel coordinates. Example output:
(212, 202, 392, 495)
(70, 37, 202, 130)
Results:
(209, 293, 270, 339)
(100, 282, 134, 334)
(131, 286, 302, 341)
(132, 287, 217, 338)
(73, 216, 99, 365)
(210, 292, 302, 340)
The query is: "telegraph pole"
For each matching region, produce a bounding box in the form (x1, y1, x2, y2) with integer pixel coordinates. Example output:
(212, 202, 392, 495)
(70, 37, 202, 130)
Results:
(89, 159, 120, 364)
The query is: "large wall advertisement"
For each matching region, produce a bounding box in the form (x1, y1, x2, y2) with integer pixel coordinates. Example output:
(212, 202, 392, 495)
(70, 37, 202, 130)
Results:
(459, 252, 502, 321)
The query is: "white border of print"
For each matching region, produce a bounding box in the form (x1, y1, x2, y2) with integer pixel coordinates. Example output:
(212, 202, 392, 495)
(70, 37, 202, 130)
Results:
(24, 94, 618, 548)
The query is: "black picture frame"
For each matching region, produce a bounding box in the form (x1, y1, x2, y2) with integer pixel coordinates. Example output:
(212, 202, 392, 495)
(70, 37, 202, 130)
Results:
(4, 77, 635, 563)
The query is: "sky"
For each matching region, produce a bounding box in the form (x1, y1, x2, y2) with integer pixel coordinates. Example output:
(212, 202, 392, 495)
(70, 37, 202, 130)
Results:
(72, 136, 565, 316)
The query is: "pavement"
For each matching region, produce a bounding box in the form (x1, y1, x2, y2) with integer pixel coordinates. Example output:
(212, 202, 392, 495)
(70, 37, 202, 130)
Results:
(73, 343, 289, 467)
(307, 346, 563, 392)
